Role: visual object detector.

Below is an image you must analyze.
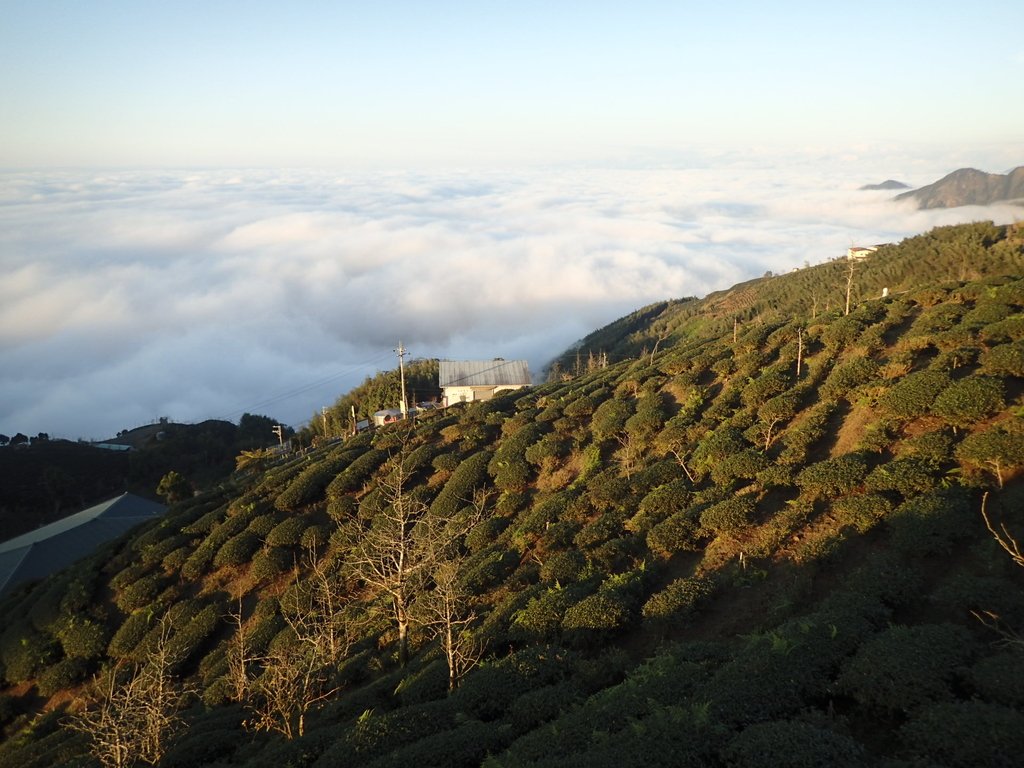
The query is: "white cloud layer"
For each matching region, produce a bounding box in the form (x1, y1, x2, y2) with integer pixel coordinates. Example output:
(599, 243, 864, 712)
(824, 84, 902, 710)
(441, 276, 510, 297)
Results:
(1, 160, 1020, 439)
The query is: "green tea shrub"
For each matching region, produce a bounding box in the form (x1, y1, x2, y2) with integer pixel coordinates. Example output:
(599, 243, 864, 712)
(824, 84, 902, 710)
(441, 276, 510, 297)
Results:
(831, 493, 892, 533)
(878, 369, 951, 418)
(741, 369, 792, 407)
(512, 585, 587, 642)
(524, 433, 571, 466)
(930, 376, 1004, 428)
(711, 449, 769, 485)
(245, 512, 279, 538)
(585, 469, 632, 510)
(641, 575, 715, 626)
(721, 720, 867, 768)
(276, 446, 362, 511)
(326, 448, 387, 498)
(360, 716, 505, 768)
(691, 426, 747, 473)
(109, 562, 150, 592)
(908, 302, 966, 336)
(980, 340, 1024, 377)
(837, 622, 975, 713)
(795, 454, 868, 499)
(57, 616, 109, 660)
(777, 401, 837, 465)
(540, 519, 581, 550)
(465, 516, 510, 553)
(899, 700, 1024, 767)
(460, 547, 519, 594)
(451, 645, 573, 721)
(36, 656, 88, 697)
(561, 590, 633, 633)
(630, 479, 692, 535)
(625, 392, 669, 440)
(887, 487, 973, 555)
(540, 550, 587, 584)
(699, 496, 757, 535)
(213, 531, 261, 568)
(591, 398, 634, 441)
(968, 652, 1024, 706)
(963, 300, 1012, 328)
(955, 425, 1024, 486)
(1, 623, 57, 683)
(647, 512, 704, 561)
(897, 428, 953, 462)
(115, 573, 163, 612)
(508, 679, 583, 735)
(264, 516, 308, 548)
(139, 533, 191, 565)
(980, 315, 1024, 343)
(573, 509, 627, 550)
(250, 546, 293, 582)
(863, 456, 938, 497)
(491, 459, 532, 492)
(430, 450, 491, 517)
(182, 506, 226, 535)
(107, 611, 155, 659)
(819, 357, 880, 401)
(299, 522, 329, 550)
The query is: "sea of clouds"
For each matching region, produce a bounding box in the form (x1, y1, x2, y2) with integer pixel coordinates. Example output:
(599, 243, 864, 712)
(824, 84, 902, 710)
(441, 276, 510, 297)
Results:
(2, 161, 1021, 439)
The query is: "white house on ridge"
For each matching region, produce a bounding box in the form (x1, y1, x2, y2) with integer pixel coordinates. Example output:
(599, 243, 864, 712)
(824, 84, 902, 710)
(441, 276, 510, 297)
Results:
(439, 359, 531, 406)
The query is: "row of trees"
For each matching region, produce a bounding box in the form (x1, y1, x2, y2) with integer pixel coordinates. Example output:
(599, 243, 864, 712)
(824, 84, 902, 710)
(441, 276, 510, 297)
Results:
(73, 443, 491, 763)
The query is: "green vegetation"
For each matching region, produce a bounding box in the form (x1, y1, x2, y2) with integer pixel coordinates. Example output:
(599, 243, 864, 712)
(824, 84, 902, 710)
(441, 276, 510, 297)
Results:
(1, 222, 1023, 767)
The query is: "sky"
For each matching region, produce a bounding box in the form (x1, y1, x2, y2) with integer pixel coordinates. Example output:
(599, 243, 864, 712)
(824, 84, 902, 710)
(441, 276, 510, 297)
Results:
(1, 2, 1023, 439)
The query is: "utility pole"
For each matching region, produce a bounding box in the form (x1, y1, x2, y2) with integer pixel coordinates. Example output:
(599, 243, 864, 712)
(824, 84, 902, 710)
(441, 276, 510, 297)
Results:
(395, 341, 408, 418)
(321, 407, 328, 438)
(796, 326, 804, 378)
(350, 405, 357, 436)
(272, 425, 284, 448)
(845, 261, 856, 316)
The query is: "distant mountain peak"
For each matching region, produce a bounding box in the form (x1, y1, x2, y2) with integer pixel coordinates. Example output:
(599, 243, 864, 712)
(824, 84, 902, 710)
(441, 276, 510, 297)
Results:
(859, 179, 909, 191)
(895, 165, 1024, 209)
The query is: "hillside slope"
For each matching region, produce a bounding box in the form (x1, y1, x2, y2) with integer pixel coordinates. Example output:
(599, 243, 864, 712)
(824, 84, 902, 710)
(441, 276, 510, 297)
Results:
(895, 166, 1024, 209)
(1, 221, 1023, 767)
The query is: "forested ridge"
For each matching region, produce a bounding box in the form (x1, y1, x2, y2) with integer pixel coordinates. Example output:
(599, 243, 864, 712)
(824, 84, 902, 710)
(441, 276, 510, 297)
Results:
(1, 220, 1024, 767)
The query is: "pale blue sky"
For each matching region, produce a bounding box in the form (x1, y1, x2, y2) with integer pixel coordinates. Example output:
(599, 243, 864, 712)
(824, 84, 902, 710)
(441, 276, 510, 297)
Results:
(2, 0, 1022, 168)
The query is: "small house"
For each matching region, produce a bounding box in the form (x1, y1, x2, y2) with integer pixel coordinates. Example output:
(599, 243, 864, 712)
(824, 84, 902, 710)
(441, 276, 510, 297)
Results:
(372, 409, 405, 427)
(439, 359, 531, 407)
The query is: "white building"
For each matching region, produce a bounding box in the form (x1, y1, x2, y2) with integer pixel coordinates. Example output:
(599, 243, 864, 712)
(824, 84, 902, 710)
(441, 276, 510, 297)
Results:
(439, 359, 531, 406)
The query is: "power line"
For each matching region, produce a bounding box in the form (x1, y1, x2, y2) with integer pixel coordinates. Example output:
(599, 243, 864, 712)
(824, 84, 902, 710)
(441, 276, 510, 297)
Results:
(215, 350, 395, 422)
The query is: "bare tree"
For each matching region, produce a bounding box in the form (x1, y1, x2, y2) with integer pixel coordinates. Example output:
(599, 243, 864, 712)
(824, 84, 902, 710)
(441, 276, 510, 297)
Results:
(417, 488, 489, 690)
(245, 550, 365, 739)
(972, 492, 1024, 649)
(980, 492, 1024, 569)
(225, 599, 250, 702)
(347, 457, 429, 666)
(246, 635, 336, 740)
(68, 615, 188, 767)
(614, 432, 642, 479)
(420, 558, 483, 691)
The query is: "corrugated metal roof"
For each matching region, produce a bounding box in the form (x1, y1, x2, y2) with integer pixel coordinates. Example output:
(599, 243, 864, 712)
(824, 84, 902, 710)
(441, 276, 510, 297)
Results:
(439, 359, 531, 388)
(0, 493, 166, 594)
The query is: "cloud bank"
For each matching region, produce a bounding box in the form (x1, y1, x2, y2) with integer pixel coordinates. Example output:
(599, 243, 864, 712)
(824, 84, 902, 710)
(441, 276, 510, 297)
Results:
(1, 161, 1020, 439)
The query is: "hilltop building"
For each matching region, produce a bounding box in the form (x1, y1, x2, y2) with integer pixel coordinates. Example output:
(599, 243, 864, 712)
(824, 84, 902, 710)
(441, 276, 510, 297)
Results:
(847, 244, 889, 261)
(439, 359, 531, 406)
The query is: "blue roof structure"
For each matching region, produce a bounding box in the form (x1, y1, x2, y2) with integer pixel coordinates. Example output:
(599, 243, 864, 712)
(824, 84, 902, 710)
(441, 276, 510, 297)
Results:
(0, 493, 166, 594)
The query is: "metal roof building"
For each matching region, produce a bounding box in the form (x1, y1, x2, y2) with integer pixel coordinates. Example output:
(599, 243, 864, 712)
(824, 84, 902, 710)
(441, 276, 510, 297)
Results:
(439, 359, 531, 406)
(0, 493, 166, 595)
